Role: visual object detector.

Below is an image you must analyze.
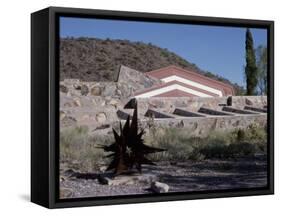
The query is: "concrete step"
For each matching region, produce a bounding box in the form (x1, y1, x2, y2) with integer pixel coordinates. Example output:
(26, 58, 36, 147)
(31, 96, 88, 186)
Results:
(145, 109, 175, 119)
(244, 106, 267, 113)
(173, 108, 206, 117)
(222, 106, 259, 115)
(198, 107, 233, 116)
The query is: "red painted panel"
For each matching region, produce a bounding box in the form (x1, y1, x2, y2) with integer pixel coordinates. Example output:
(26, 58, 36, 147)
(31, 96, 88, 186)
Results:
(134, 80, 220, 97)
(146, 65, 235, 96)
(153, 89, 197, 97)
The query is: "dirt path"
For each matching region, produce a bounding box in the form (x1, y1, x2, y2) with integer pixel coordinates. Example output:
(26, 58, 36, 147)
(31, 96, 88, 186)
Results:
(60, 156, 267, 199)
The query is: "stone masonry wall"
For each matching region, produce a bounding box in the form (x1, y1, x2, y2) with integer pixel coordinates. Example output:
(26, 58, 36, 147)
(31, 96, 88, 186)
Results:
(135, 96, 268, 116)
(59, 74, 268, 139)
(138, 114, 267, 137)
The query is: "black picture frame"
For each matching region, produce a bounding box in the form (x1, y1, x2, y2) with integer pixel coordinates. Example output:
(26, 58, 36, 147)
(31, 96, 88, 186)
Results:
(31, 6, 274, 209)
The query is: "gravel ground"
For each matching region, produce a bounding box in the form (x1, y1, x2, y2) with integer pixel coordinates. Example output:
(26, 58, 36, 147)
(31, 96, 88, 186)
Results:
(60, 155, 267, 199)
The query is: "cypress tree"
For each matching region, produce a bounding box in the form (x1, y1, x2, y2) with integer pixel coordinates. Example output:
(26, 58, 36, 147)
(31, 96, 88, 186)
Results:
(245, 28, 258, 95)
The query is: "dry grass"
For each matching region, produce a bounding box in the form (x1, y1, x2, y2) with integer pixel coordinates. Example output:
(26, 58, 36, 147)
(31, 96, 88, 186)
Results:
(60, 123, 267, 171)
(145, 123, 267, 161)
(60, 126, 113, 172)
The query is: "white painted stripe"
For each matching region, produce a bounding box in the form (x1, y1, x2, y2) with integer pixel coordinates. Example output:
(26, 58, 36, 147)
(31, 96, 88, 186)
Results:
(161, 75, 223, 96)
(135, 84, 213, 98)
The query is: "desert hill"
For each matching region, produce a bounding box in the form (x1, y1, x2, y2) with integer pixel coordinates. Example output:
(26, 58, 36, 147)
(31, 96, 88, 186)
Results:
(60, 37, 243, 94)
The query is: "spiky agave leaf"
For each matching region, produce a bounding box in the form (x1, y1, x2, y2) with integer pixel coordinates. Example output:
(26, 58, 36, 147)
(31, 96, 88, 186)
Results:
(99, 122, 127, 174)
(99, 103, 166, 175)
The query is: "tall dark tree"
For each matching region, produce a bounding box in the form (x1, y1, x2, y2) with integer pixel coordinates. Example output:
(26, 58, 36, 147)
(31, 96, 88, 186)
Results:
(256, 45, 267, 95)
(245, 28, 258, 95)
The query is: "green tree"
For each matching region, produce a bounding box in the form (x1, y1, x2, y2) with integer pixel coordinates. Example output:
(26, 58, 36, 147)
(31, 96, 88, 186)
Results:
(245, 28, 258, 95)
(256, 45, 267, 95)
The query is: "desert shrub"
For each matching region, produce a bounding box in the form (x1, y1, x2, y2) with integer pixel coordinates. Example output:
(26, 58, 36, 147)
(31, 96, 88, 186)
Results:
(60, 126, 113, 172)
(236, 129, 246, 142)
(145, 125, 267, 162)
(227, 142, 258, 157)
(198, 142, 258, 159)
(246, 123, 267, 142)
(160, 50, 169, 58)
(198, 143, 227, 159)
(145, 127, 194, 161)
(77, 37, 88, 41)
(231, 123, 267, 146)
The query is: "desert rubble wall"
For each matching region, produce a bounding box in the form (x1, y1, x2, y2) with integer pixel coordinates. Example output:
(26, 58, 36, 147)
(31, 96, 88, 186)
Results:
(59, 78, 267, 137)
(135, 96, 267, 115)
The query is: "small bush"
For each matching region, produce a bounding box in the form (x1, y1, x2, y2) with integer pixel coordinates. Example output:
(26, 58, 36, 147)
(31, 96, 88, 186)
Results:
(60, 124, 267, 170)
(145, 125, 267, 162)
(160, 50, 169, 58)
(60, 126, 113, 172)
(236, 129, 246, 142)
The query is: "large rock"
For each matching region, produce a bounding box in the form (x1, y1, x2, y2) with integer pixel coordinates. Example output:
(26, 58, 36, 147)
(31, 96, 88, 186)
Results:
(98, 176, 114, 185)
(60, 111, 66, 120)
(60, 187, 74, 198)
(91, 86, 102, 96)
(245, 98, 253, 106)
(106, 98, 119, 108)
(60, 84, 68, 93)
(102, 84, 116, 96)
(150, 181, 169, 193)
(91, 97, 106, 106)
(73, 98, 81, 107)
(118, 65, 162, 92)
(81, 84, 89, 96)
(61, 116, 77, 127)
(96, 112, 107, 123)
(98, 173, 158, 186)
(73, 83, 81, 90)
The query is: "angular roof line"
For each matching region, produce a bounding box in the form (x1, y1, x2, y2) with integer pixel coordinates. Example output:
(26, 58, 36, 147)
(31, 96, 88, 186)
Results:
(150, 89, 197, 98)
(146, 65, 235, 95)
(134, 80, 220, 97)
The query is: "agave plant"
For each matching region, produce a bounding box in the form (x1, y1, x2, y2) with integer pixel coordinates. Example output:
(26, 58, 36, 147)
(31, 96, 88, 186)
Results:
(100, 105, 165, 175)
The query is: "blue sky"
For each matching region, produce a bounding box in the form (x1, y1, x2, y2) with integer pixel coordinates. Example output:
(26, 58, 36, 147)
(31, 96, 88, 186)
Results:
(60, 17, 267, 86)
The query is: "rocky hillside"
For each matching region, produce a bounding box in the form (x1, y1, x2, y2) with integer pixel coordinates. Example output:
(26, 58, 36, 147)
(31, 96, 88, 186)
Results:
(60, 37, 243, 93)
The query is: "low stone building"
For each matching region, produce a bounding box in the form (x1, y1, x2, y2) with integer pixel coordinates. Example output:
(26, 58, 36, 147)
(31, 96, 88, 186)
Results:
(59, 65, 267, 136)
(134, 65, 235, 98)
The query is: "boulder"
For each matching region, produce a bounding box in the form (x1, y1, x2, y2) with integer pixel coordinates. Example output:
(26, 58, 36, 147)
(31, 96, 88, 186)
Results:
(106, 98, 119, 108)
(98, 173, 158, 186)
(60, 187, 74, 198)
(63, 169, 76, 177)
(92, 97, 105, 106)
(99, 166, 108, 172)
(91, 86, 102, 96)
(96, 112, 107, 123)
(73, 98, 81, 107)
(81, 84, 89, 96)
(60, 84, 68, 93)
(115, 89, 122, 97)
(150, 181, 169, 193)
(73, 83, 81, 90)
(63, 102, 72, 108)
(245, 98, 253, 106)
(60, 111, 66, 120)
(102, 84, 116, 96)
(61, 116, 77, 127)
(118, 65, 162, 92)
(98, 175, 113, 185)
